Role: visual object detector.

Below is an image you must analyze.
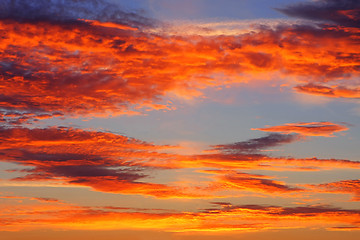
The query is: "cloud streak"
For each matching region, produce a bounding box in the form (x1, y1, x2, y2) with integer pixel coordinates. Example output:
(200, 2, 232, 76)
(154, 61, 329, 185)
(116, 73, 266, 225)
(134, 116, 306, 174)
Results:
(295, 83, 360, 99)
(308, 179, 360, 201)
(2, 198, 360, 232)
(253, 122, 349, 137)
(0, 126, 208, 199)
(1, 125, 359, 199)
(204, 170, 302, 195)
(211, 133, 302, 153)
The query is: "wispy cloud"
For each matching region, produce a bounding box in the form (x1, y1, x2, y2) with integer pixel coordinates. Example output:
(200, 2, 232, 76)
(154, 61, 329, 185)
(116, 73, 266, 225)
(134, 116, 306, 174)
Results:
(0, 126, 207, 198)
(308, 179, 360, 201)
(211, 133, 302, 153)
(295, 83, 360, 99)
(253, 122, 349, 137)
(1, 125, 359, 199)
(203, 170, 302, 194)
(2, 198, 360, 232)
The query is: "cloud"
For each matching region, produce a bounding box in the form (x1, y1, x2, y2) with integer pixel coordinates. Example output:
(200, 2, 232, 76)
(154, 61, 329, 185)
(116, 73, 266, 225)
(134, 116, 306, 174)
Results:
(253, 122, 349, 137)
(211, 133, 302, 153)
(0, 111, 64, 126)
(30, 197, 62, 203)
(194, 202, 360, 231)
(0, 194, 62, 203)
(0, 0, 156, 28)
(308, 179, 360, 201)
(1, 125, 360, 200)
(328, 226, 360, 231)
(0, 125, 356, 201)
(206, 202, 360, 216)
(188, 151, 360, 172)
(0, 0, 360, 234)
(277, 0, 360, 27)
(1, 1, 360, 124)
(2, 195, 360, 232)
(295, 83, 360, 99)
(204, 170, 302, 194)
(0, 126, 207, 199)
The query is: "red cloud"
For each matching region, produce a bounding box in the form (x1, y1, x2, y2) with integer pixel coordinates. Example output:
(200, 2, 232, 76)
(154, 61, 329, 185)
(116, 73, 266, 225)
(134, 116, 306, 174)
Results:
(253, 122, 349, 137)
(183, 153, 360, 172)
(1, 6, 360, 124)
(0, 126, 208, 199)
(2, 126, 359, 200)
(0, 126, 205, 198)
(9, 126, 316, 199)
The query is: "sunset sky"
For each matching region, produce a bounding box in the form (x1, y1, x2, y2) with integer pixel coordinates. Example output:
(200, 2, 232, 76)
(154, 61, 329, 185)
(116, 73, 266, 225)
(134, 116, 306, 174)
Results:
(1, 0, 360, 239)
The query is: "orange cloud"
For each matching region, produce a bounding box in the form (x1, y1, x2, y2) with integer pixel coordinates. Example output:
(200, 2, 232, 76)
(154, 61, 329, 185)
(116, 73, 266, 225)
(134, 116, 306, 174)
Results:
(308, 179, 360, 201)
(295, 83, 360, 99)
(0, 0, 359, 235)
(2, 197, 360, 232)
(1, 3, 360, 125)
(169, 132, 357, 171)
(0, 195, 62, 204)
(203, 170, 302, 195)
(253, 122, 349, 137)
(0, 126, 209, 199)
(191, 202, 360, 232)
(2, 126, 359, 200)
(183, 154, 360, 172)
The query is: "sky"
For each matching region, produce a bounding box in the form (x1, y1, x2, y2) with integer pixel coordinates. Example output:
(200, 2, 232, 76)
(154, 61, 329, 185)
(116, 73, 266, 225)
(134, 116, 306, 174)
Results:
(0, 0, 360, 239)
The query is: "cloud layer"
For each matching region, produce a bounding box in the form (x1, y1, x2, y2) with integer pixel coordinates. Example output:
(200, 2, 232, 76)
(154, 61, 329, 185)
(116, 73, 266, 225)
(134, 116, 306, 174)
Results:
(0, 0, 360, 235)
(253, 122, 349, 137)
(2, 197, 360, 232)
(1, 125, 359, 200)
(1, 0, 360, 124)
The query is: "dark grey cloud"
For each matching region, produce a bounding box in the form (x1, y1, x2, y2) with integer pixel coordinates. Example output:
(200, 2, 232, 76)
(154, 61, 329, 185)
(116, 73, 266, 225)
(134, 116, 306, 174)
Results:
(212, 133, 300, 154)
(4, 149, 147, 183)
(206, 202, 360, 216)
(49, 165, 145, 180)
(0, 0, 156, 28)
(277, 0, 360, 28)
